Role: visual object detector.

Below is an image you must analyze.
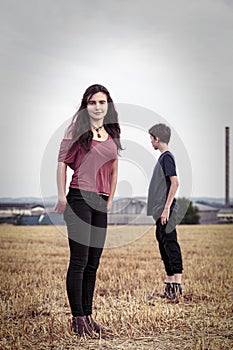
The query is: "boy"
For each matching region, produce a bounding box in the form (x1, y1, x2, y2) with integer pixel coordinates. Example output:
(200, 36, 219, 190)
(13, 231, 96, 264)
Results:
(147, 123, 183, 299)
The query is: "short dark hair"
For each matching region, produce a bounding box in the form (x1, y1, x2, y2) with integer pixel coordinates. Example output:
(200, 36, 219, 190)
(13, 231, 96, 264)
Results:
(149, 123, 171, 144)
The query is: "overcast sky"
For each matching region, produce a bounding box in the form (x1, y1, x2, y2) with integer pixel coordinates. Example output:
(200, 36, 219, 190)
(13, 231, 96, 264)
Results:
(1, 0, 233, 200)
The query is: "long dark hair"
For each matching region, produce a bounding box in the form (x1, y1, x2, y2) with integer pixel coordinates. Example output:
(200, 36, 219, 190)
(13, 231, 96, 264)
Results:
(68, 84, 123, 153)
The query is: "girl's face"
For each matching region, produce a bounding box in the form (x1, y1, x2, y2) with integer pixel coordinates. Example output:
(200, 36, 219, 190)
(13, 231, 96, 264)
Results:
(87, 92, 108, 122)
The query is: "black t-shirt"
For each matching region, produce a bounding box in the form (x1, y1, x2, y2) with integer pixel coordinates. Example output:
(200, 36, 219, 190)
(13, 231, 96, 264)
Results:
(147, 151, 177, 216)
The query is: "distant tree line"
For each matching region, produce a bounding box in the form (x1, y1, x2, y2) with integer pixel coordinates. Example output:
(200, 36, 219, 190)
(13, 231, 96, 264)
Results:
(177, 198, 200, 224)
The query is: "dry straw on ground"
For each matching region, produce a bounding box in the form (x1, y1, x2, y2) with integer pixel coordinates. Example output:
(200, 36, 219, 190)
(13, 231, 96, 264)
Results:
(0, 224, 232, 349)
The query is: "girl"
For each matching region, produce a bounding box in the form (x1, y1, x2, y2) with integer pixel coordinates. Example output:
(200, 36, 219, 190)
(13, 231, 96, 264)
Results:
(55, 84, 122, 336)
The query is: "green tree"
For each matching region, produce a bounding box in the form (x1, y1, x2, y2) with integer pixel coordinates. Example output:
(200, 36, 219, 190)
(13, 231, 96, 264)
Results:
(177, 198, 200, 224)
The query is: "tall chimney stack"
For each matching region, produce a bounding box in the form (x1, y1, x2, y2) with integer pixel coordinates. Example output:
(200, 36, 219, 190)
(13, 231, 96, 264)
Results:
(225, 126, 230, 208)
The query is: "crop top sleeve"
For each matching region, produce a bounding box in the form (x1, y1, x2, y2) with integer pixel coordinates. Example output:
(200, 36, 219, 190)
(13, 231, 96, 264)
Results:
(58, 139, 80, 169)
(58, 139, 73, 162)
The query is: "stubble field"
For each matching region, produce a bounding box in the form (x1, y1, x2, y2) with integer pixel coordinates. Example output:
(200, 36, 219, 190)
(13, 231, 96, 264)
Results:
(0, 224, 232, 350)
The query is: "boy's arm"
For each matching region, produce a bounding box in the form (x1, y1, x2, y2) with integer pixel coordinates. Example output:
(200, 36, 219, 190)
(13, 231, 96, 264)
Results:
(160, 175, 179, 225)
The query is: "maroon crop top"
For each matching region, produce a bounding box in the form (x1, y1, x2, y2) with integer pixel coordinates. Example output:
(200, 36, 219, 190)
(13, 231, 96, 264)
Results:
(58, 135, 118, 195)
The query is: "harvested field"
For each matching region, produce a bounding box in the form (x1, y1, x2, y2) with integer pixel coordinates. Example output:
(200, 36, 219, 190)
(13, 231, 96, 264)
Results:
(0, 224, 232, 349)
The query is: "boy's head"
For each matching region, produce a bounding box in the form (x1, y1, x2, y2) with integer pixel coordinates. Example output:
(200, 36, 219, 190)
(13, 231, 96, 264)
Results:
(149, 123, 171, 144)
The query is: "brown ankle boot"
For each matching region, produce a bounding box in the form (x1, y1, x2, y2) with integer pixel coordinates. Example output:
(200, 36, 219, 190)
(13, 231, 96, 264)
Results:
(85, 315, 101, 334)
(71, 316, 94, 337)
(85, 315, 113, 336)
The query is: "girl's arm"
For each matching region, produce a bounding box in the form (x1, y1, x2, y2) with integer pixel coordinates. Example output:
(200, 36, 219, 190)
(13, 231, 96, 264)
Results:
(55, 124, 74, 214)
(107, 159, 118, 212)
(55, 162, 68, 214)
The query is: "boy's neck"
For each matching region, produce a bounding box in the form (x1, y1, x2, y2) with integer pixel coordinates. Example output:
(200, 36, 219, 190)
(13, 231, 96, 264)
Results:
(159, 142, 169, 154)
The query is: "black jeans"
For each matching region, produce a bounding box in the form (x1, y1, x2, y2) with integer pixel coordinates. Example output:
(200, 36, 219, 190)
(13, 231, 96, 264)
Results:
(64, 188, 108, 317)
(155, 217, 183, 276)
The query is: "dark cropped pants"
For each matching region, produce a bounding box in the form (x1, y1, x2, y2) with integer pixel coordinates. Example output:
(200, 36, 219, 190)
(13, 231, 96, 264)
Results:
(64, 188, 108, 317)
(155, 216, 183, 276)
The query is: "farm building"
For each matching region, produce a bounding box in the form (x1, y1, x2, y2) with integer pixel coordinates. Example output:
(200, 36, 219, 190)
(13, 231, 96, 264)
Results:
(192, 202, 219, 224)
(0, 203, 45, 225)
(109, 197, 153, 225)
(217, 208, 233, 223)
